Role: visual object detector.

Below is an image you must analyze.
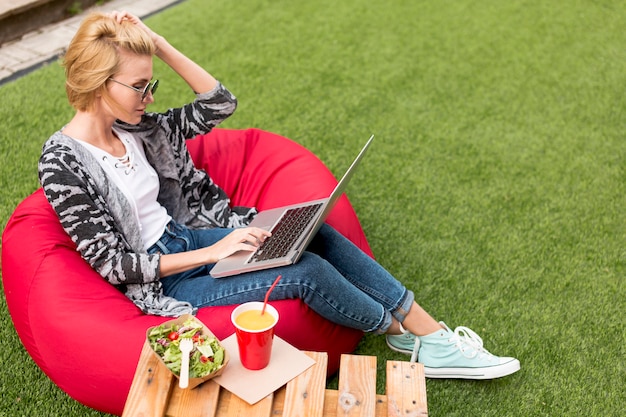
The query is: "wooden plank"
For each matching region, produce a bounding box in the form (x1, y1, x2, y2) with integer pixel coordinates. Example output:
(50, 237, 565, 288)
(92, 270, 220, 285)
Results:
(375, 394, 388, 417)
(122, 347, 428, 417)
(166, 379, 221, 417)
(336, 354, 377, 417)
(385, 361, 428, 417)
(270, 385, 287, 415)
(122, 341, 175, 417)
(217, 390, 275, 417)
(325, 389, 388, 416)
(324, 389, 339, 417)
(280, 351, 328, 417)
(215, 390, 235, 416)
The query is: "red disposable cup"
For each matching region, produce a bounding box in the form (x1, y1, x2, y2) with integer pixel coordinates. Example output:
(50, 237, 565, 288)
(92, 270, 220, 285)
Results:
(231, 302, 279, 370)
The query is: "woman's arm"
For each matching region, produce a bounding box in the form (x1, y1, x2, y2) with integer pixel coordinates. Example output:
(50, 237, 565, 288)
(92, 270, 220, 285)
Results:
(154, 37, 217, 94)
(39, 137, 161, 286)
(158, 227, 271, 277)
(40, 136, 270, 282)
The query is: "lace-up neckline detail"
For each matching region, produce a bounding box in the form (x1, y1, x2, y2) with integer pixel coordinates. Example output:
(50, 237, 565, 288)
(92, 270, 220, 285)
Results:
(111, 148, 137, 175)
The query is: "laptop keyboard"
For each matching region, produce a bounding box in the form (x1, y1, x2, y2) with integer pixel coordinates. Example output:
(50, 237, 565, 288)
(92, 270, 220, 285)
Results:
(249, 203, 323, 263)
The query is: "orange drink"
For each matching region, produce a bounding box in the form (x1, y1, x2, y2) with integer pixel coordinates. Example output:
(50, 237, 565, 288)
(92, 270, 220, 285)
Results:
(234, 309, 276, 331)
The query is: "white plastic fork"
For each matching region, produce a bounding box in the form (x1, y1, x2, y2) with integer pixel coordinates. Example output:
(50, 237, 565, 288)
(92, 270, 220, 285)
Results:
(179, 338, 193, 389)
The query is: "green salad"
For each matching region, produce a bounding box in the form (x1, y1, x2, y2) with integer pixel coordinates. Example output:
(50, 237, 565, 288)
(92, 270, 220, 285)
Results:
(148, 318, 226, 378)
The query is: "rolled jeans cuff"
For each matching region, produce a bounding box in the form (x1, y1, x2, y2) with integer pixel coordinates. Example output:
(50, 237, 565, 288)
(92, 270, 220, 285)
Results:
(392, 289, 415, 327)
(374, 289, 414, 335)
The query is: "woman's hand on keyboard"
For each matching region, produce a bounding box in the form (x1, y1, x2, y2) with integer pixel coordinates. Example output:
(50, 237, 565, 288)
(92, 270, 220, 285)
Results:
(158, 227, 271, 277)
(211, 227, 272, 261)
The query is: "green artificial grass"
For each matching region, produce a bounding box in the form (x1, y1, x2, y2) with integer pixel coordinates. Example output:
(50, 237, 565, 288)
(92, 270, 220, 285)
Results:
(1, 0, 625, 415)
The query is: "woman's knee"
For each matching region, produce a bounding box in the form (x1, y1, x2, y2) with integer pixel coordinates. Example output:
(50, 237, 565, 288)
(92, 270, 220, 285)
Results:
(293, 252, 337, 277)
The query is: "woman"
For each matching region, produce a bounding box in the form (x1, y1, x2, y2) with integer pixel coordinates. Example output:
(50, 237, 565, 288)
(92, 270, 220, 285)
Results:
(39, 11, 520, 380)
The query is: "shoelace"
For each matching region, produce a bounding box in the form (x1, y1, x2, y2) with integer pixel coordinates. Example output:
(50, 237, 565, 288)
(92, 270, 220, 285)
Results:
(450, 326, 494, 360)
(410, 339, 419, 363)
(398, 322, 421, 363)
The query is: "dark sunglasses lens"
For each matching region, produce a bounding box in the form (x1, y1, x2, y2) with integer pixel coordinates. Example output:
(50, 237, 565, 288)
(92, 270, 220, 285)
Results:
(142, 80, 159, 99)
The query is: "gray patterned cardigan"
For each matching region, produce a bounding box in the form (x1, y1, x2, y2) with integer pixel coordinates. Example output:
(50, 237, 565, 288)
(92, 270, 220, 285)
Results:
(38, 83, 257, 316)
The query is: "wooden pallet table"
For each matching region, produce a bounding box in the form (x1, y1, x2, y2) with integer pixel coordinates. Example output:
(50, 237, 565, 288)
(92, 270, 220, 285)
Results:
(122, 341, 428, 417)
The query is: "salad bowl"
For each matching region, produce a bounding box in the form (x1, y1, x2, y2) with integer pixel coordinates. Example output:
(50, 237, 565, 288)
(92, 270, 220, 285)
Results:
(147, 314, 229, 389)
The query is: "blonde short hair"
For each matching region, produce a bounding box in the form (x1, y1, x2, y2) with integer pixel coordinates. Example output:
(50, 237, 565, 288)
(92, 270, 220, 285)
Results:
(63, 12, 156, 111)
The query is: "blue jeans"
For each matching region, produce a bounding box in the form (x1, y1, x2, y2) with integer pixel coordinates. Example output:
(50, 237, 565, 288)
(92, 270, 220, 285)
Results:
(148, 222, 414, 334)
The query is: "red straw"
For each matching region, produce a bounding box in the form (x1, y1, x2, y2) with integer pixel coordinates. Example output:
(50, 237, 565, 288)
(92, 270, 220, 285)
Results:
(261, 275, 282, 315)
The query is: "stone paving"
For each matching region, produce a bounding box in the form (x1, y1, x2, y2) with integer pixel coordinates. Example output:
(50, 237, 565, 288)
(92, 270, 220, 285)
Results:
(0, 0, 182, 86)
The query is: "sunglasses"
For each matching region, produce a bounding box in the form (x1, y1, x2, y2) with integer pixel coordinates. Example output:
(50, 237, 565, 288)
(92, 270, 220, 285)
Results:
(108, 78, 159, 100)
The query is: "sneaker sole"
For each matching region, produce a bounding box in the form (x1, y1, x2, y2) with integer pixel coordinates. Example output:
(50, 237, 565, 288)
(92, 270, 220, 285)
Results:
(424, 359, 521, 380)
(385, 338, 414, 355)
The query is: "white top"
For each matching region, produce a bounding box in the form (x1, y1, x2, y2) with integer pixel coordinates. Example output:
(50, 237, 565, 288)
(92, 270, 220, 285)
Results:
(73, 129, 171, 249)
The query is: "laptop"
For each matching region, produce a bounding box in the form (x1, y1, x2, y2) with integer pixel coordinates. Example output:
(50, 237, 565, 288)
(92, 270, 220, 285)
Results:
(210, 134, 374, 278)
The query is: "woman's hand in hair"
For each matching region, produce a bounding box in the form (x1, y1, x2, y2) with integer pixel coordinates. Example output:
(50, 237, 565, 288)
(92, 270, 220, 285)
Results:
(109, 10, 218, 98)
(109, 10, 164, 50)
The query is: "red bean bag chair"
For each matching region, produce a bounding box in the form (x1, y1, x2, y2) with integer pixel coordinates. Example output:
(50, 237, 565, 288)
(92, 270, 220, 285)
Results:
(1, 128, 372, 416)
